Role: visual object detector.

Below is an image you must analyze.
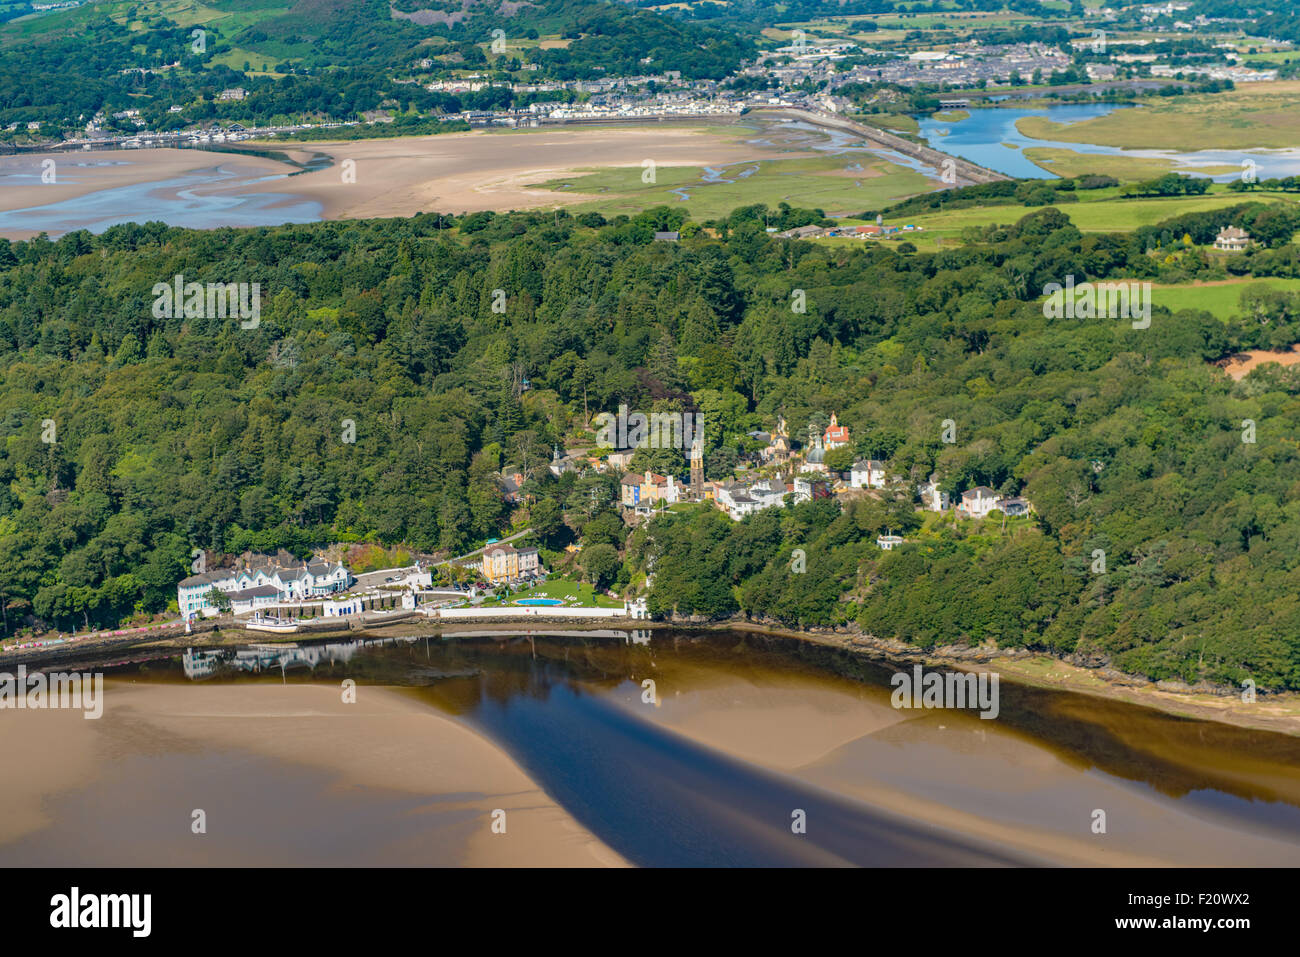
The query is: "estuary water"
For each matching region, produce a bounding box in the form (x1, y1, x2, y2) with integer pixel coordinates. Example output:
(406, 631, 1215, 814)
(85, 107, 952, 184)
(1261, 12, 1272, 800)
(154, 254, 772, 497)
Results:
(916, 103, 1300, 181)
(0, 159, 321, 236)
(1, 629, 1297, 867)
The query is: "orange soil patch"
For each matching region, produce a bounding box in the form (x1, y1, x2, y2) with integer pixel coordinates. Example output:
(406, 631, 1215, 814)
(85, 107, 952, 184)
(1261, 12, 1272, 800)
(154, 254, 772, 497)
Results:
(1216, 345, 1300, 380)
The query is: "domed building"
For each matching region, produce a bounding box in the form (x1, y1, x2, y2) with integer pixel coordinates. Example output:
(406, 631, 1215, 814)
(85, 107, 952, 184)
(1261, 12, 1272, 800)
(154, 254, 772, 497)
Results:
(801, 431, 827, 474)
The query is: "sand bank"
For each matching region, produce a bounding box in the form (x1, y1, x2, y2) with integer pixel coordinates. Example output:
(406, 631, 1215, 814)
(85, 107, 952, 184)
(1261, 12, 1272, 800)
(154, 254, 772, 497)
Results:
(0, 680, 624, 867)
(604, 661, 1300, 866)
(240, 124, 806, 218)
(1218, 344, 1300, 380)
(0, 124, 812, 237)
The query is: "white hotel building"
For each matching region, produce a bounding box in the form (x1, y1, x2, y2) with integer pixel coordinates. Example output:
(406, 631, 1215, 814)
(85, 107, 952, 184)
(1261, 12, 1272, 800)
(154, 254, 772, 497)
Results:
(178, 558, 353, 618)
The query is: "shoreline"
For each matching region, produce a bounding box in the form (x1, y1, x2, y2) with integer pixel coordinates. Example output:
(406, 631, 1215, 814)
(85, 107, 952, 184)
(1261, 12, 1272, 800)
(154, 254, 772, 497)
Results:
(0, 123, 812, 230)
(0, 121, 822, 236)
(6, 613, 1297, 737)
(708, 620, 1300, 737)
(234, 123, 812, 220)
(0, 148, 300, 239)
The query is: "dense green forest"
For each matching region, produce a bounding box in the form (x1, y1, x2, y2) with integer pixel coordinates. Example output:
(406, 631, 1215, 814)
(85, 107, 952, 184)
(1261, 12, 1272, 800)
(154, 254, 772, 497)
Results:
(0, 198, 1298, 689)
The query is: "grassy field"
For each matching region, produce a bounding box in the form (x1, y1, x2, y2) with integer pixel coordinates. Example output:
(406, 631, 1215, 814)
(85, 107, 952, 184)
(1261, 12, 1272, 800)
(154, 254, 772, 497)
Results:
(536, 152, 935, 221)
(763, 10, 1037, 46)
(1240, 51, 1299, 65)
(866, 112, 920, 134)
(1144, 278, 1300, 319)
(2, 0, 289, 43)
(849, 11, 1034, 30)
(1014, 82, 1300, 150)
(900, 188, 1300, 243)
(1020, 277, 1300, 320)
(1021, 147, 1238, 181)
(211, 45, 289, 72)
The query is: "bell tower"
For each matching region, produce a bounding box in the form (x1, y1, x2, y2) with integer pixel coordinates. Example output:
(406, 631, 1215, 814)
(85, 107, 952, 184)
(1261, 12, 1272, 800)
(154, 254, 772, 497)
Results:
(690, 436, 704, 500)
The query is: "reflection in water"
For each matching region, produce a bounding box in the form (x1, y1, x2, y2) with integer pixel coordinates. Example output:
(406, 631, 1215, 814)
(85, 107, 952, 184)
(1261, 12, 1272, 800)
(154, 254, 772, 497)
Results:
(183, 641, 366, 679)
(180, 629, 655, 679)
(434, 675, 1031, 866)
(18, 629, 1300, 866)
(410, 634, 1300, 854)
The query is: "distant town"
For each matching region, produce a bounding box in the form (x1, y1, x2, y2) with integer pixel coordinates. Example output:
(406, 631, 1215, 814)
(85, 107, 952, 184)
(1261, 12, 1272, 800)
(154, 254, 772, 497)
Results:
(8, 1, 1291, 154)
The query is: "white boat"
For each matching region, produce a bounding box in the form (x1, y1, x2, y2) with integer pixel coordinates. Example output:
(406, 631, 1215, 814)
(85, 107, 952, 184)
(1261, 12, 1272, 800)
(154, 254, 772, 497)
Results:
(245, 616, 300, 634)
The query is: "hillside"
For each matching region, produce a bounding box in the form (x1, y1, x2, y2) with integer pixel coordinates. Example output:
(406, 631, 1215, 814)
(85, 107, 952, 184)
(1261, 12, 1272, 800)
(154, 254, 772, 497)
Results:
(1, 201, 1299, 691)
(0, 0, 754, 135)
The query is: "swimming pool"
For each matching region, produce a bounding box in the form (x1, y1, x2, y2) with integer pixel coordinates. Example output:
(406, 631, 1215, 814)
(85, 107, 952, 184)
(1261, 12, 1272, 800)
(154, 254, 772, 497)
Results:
(514, 598, 563, 606)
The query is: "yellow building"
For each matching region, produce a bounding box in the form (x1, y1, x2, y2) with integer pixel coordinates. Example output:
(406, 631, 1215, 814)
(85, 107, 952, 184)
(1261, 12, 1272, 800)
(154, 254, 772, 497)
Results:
(481, 543, 541, 583)
(620, 470, 682, 512)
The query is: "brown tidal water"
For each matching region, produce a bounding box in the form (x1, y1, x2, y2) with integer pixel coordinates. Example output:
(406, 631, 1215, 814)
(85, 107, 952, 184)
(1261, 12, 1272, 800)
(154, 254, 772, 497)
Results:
(1, 629, 1297, 866)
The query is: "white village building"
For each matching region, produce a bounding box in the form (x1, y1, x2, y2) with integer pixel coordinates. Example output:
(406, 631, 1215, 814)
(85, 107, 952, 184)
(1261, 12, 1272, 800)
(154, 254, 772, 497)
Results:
(715, 478, 788, 520)
(178, 557, 353, 618)
(850, 459, 890, 489)
(957, 486, 1001, 519)
(918, 477, 950, 511)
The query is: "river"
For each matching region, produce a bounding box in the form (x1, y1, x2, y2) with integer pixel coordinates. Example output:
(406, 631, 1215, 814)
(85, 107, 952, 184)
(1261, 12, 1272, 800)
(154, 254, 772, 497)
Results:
(1, 629, 1296, 867)
(0, 158, 322, 236)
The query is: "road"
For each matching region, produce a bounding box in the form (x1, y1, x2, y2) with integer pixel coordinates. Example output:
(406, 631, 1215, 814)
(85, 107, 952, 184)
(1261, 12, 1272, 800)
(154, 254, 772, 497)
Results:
(347, 528, 534, 589)
(758, 106, 1011, 186)
(436, 527, 534, 567)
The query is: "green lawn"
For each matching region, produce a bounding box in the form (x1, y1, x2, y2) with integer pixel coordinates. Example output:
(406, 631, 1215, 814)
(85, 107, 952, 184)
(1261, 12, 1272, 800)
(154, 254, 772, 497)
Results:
(867, 112, 920, 134)
(1239, 51, 1299, 65)
(1020, 277, 1300, 321)
(211, 45, 297, 72)
(478, 579, 623, 608)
